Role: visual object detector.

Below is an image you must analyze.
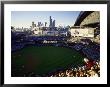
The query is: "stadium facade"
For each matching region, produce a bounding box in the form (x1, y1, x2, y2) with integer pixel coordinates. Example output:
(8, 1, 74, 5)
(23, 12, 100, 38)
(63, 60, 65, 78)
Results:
(74, 11, 100, 28)
(70, 11, 100, 43)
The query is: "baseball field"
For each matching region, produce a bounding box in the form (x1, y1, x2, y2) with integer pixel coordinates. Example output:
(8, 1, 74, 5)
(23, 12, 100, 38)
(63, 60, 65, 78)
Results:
(11, 46, 84, 76)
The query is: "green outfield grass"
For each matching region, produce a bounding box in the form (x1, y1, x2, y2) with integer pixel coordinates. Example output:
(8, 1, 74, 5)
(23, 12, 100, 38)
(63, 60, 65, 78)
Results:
(12, 46, 84, 76)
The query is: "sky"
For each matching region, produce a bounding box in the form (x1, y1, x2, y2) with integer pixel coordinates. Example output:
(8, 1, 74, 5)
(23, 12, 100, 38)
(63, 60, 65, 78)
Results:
(11, 11, 80, 28)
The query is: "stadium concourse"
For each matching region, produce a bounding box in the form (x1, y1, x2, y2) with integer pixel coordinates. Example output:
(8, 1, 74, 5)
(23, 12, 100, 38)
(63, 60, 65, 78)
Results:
(11, 34, 100, 77)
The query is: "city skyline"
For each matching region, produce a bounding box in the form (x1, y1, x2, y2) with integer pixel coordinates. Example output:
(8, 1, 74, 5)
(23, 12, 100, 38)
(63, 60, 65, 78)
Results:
(11, 11, 80, 28)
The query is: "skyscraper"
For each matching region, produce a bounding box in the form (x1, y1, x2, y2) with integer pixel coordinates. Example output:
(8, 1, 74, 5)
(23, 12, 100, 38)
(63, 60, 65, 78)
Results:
(45, 22, 47, 27)
(38, 22, 42, 27)
(32, 21, 35, 28)
(52, 20, 55, 27)
(49, 16, 52, 27)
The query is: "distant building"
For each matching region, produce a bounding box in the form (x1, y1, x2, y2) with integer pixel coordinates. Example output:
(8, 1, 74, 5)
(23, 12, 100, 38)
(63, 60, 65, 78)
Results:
(43, 30, 58, 36)
(33, 27, 43, 36)
(45, 22, 47, 27)
(32, 21, 35, 28)
(49, 16, 53, 27)
(52, 20, 55, 27)
(49, 16, 55, 27)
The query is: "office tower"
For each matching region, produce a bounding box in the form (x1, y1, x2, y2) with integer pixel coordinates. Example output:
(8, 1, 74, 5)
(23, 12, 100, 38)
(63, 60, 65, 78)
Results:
(38, 22, 39, 27)
(45, 22, 47, 27)
(39, 22, 41, 26)
(38, 22, 40, 27)
(49, 16, 52, 27)
(38, 22, 41, 27)
(41, 23, 43, 26)
(32, 22, 35, 28)
(52, 20, 55, 27)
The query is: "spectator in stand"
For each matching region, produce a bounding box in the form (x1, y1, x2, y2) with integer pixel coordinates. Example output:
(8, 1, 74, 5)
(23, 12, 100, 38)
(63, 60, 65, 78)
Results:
(84, 58, 94, 69)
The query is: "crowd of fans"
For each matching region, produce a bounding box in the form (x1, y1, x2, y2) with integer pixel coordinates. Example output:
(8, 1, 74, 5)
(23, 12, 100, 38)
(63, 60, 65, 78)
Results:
(70, 42, 100, 60)
(49, 58, 100, 77)
(82, 47, 100, 60)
